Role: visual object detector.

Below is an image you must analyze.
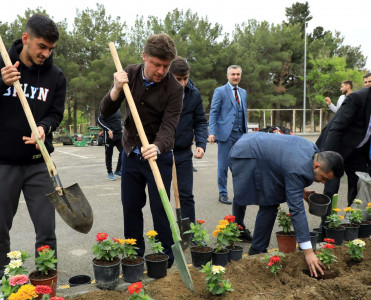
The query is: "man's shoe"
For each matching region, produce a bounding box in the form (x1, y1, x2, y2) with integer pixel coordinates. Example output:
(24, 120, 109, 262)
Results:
(108, 173, 116, 181)
(218, 195, 232, 205)
(248, 247, 263, 256)
(114, 170, 122, 177)
(240, 230, 253, 243)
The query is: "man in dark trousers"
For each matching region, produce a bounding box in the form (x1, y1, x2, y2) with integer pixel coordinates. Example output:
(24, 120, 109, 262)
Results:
(0, 14, 66, 277)
(316, 86, 371, 213)
(170, 57, 207, 224)
(100, 34, 183, 267)
(230, 132, 344, 277)
(97, 109, 123, 181)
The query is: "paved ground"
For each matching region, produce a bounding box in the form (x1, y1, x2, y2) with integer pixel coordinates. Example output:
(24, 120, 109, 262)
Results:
(9, 133, 350, 291)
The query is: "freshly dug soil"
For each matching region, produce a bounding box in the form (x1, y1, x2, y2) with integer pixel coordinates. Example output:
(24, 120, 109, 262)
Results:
(66, 238, 371, 300)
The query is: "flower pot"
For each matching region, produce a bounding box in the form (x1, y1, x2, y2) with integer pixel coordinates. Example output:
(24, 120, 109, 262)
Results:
(310, 231, 319, 251)
(29, 270, 58, 298)
(343, 224, 360, 241)
(276, 231, 297, 253)
(324, 226, 345, 245)
(226, 245, 243, 262)
(144, 253, 169, 279)
(92, 257, 120, 290)
(312, 228, 324, 243)
(68, 275, 92, 287)
(212, 248, 229, 266)
(121, 256, 144, 283)
(190, 246, 213, 268)
(308, 193, 331, 217)
(358, 221, 371, 238)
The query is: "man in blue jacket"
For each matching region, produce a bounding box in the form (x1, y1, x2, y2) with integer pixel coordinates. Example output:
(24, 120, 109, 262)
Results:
(230, 132, 344, 277)
(170, 57, 207, 224)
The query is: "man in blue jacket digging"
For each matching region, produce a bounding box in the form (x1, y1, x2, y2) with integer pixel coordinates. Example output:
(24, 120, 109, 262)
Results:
(170, 57, 208, 225)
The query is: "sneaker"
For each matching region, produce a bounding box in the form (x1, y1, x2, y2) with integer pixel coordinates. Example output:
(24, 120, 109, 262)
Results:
(108, 173, 116, 181)
(114, 170, 122, 177)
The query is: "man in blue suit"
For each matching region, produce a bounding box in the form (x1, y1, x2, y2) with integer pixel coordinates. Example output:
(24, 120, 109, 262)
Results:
(230, 132, 344, 277)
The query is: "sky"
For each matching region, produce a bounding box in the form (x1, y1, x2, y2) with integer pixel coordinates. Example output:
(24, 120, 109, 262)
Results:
(1, 0, 370, 70)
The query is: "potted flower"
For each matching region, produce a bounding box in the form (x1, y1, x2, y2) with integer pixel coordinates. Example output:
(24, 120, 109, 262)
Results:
(261, 252, 285, 276)
(276, 207, 296, 253)
(144, 230, 169, 278)
(355, 199, 371, 238)
(29, 245, 59, 297)
(128, 282, 153, 300)
(223, 215, 244, 261)
(185, 220, 213, 268)
(121, 238, 144, 283)
(200, 262, 233, 296)
(345, 239, 366, 262)
(92, 232, 122, 290)
(343, 205, 361, 241)
(324, 208, 345, 244)
(366, 202, 371, 220)
(315, 238, 338, 279)
(212, 219, 230, 266)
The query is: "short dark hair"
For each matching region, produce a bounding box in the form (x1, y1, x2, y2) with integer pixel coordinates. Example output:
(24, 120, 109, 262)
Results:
(342, 80, 353, 89)
(169, 56, 190, 76)
(144, 33, 177, 61)
(317, 151, 344, 178)
(25, 14, 59, 43)
(364, 72, 371, 79)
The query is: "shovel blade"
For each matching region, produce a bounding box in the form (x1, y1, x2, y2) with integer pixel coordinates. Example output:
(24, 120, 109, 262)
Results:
(171, 241, 194, 292)
(47, 183, 93, 234)
(179, 218, 192, 250)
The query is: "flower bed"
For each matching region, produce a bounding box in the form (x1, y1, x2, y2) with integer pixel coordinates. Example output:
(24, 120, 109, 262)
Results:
(65, 238, 371, 299)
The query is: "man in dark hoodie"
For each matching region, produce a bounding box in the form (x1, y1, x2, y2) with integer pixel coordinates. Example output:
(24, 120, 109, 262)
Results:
(0, 14, 66, 277)
(170, 57, 207, 224)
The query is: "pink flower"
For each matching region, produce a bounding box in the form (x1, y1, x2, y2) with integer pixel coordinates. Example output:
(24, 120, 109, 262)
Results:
(9, 274, 29, 286)
(35, 285, 52, 295)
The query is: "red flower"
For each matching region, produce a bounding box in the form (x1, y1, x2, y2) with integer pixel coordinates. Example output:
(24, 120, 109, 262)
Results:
(269, 256, 281, 263)
(112, 237, 119, 243)
(35, 285, 52, 295)
(96, 232, 108, 242)
(267, 261, 274, 267)
(196, 220, 205, 224)
(37, 245, 50, 252)
(224, 215, 236, 223)
(50, 297, 65, 300)
(322, 243, 335, 249)
(286, 214, 291, 217)
(323, 238, 335, 244)
(237, 225, 244, 231)
(128, 282, 143, 295)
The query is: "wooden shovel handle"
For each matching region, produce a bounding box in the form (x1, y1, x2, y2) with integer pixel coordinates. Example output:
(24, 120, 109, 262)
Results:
(172, 158, 181, 209)
(0, 35, 57, 177)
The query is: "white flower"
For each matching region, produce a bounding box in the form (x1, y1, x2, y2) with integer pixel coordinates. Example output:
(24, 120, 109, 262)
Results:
(9, 259, 22, 269)
(352, 239, 366, 247)
(354, 199, 363, 205)
(4, 267, 10, 275)
(7, 251, 22, 260)
(211, 265, 225, 275)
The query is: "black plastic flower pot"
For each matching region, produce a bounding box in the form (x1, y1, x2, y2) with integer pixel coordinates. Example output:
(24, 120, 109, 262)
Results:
(358, 221, 371, 238)
(68, 275, 92, 287)
(121, 257, 144, 283)
(308, 194, 331, 217)
(324, 226, 345, 245)
(92, 258, 120, 290)
(145, 253, 169, 279)
(212, 249, 229, 266)
(343, 224, 359, 241)
(227, 245, 243, 262)
(310, 231, 319, 251)
(190, 246, 213, 268)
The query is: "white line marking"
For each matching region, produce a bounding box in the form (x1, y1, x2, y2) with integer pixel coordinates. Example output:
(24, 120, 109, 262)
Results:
(55, 150, 88, 159)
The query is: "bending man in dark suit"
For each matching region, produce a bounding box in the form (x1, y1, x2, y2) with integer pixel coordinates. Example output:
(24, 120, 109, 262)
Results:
(230, 132, 344, 277)
(316, 86, 371, 208)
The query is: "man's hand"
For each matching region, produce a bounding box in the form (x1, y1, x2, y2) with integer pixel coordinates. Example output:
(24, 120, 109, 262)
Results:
(303, 188, 316, 204)
(324, 97, 332, 105)
(1, 61, 21, 86)
(194, 147, 204, 159)
(303, 248, 324, 277)
(22, 126, 45, 150)
(108, 130, 113, 139)
(110, 71, 129, 101)
(208, 135, 215, 144)
(141, 144, 159, 161)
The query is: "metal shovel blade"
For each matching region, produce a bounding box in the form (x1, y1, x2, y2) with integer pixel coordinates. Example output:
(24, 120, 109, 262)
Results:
(47, 183, 93, 234)
(176, 209, 192, 250)
(171, 241, 194, 292)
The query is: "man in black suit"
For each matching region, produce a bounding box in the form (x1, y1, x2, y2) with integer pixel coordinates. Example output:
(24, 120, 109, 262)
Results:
(316, 86, 371, 211)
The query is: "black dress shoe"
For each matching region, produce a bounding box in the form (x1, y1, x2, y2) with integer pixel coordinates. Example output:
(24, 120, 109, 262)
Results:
(240, 230, 253, 243)
(248, 247, 263, 256)
(218, 195, 232, 205)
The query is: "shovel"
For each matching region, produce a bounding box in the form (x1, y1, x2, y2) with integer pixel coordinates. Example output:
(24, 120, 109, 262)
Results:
(172, 158, 192, 250)
(108, 42, 194, 292)
(0, 35, 93, 234)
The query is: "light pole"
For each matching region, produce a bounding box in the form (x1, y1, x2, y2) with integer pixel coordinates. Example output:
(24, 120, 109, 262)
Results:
(302, 21, 307, 133)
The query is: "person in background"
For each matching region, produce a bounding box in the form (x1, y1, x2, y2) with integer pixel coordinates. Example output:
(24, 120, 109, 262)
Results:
(324, 80, 353, 113)
(363, 73, 371, 87)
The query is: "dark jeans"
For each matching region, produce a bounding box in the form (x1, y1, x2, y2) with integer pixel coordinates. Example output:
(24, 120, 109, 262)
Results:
(104, 131, 123, 174)
(121, 151, 174, 267)
(0, 163, 56, 276)
(174, 149, 195, 224)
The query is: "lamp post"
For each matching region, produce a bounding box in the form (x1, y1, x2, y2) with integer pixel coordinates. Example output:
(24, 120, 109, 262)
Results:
(302, 21, 307, 133)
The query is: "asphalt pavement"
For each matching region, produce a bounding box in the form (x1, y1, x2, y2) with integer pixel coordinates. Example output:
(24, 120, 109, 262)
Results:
(9, 133, 350, 292)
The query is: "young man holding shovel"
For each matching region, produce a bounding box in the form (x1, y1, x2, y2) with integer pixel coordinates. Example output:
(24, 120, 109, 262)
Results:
(100, 34, 183, 267)
(0, 14, 66, 277)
